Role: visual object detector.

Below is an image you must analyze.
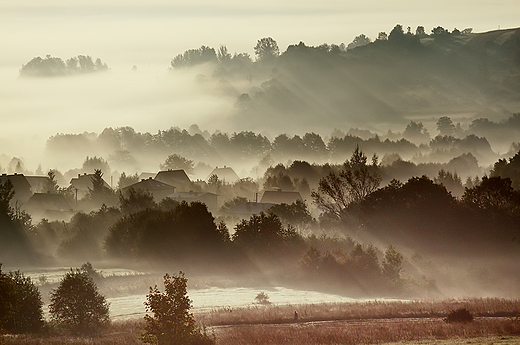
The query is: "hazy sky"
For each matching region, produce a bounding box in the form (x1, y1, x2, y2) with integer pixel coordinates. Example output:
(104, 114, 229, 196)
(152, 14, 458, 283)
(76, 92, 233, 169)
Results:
(2, 0, 517, 68)
(0, 0, 518, 169)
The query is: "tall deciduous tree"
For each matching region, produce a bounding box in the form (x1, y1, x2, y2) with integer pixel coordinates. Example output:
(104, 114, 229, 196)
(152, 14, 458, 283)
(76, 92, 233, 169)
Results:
(312, 146, 381, 220)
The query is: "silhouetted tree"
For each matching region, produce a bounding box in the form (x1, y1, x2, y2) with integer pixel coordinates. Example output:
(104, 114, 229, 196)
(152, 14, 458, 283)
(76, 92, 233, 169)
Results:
(437, 116, 455, 136)
(49, 268, 109, 335)
(86, 169, 116, 207)
(45, 169, 60, 193)
(20, 55, 108, 77)
(377, 32, 388, 41)
(431, 26, 449, 36)
(491, 150, 520, 190)
(388, 24, 405, 42)
(347, 34, 371, 50)
(217, 45, 232, 64)
(83, 156, 110, 175)
(381, 245, 403, 283)
(403, 121, 430, 144)
(141, 272, 214, 345)
(171, 46, 218, 68)
(462, 176, 520, 214)
(232, 212, 304, 259)
(434, 169, 464, 197)
(268, 200, 315, 231)
(119, 188, 157, 215)
(254, 37, 280, 61)
(160, 154, 194, 175)
(117, 172, 139, 190)
(0, 265, 44, 334)
(105, 202, 227, 262)
(312, 146, 381, 220)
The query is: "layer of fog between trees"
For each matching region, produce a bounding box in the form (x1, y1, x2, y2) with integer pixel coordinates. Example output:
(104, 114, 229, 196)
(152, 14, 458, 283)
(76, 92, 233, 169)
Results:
(2, 24, 520, 299)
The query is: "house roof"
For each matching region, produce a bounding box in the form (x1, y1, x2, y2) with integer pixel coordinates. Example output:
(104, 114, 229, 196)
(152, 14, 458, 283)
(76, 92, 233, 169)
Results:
(122, 178, 175, 192)
(70, 173, 110, 191)
(0, 173, 33, 202)
(25, 176, 50, 193)
(206, 166, 240, 183)
(225, 202, 274, 216)
(260, 189, 302, 205)
(24, 193, 72, 211)
(155, 170, 191, 186)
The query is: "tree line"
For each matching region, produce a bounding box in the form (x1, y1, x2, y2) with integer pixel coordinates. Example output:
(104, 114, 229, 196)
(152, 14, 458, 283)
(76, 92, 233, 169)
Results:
(19, 55, 109, 77)
(40, 113, 520, 176)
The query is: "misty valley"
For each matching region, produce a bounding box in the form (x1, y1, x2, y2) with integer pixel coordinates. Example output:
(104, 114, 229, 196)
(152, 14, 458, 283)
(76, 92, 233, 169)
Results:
(2, 24, 520, 344)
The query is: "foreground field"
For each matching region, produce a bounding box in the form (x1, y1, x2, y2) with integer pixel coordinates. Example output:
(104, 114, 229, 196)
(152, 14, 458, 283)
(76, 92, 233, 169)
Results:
(1, 298, 519, 345)
(383, 337, 520, 344)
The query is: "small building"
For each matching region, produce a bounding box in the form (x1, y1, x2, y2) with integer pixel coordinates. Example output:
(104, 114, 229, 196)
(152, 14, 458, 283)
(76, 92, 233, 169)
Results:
(0, 173, 33, 204)
(260, 188, 302, 205)
(24, 193, 74, 222)
(122, 178, 176, 202)
(224, 201, 274, 218)
(25, 175, 51, 193)
(70, 173, 111, 199)
(206, 166, 240, 183)
(166, 191, 218, 213)
(155, 170, 191, 192)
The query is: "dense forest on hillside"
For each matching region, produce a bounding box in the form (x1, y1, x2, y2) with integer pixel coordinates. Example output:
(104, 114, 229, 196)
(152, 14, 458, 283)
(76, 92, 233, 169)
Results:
(164, 25, 520, 135)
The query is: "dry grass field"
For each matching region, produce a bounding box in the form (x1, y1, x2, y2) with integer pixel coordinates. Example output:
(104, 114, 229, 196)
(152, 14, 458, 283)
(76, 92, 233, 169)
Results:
(1, 298, 519, 345)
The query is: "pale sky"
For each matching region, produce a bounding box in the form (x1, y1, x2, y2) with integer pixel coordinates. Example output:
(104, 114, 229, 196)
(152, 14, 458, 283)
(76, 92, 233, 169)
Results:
(1, 0, 517, 68)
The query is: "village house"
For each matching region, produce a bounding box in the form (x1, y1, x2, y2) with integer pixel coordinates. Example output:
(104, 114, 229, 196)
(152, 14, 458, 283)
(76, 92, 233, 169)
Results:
(259, 188, 303, 205)
(122, 177, 176, 201)
(155, 170, 191, 192)
(69, 173, 111, 200)
(23, 192, 74, 222)
(206, 166, 240, 183)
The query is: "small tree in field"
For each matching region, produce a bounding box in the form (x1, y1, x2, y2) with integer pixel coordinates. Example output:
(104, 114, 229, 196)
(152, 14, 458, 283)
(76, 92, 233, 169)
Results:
(141, 272, 214, 345)
(49, 268, 109, 335)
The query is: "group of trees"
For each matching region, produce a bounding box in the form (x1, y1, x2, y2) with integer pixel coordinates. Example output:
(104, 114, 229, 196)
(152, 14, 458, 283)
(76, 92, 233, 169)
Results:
(19, 55, 108, 77)
(171, 24, 473, 70)
(2, 260, 212, 345)
(44, 113, 517, 178)
(300, 244, 403, 295)
(0, 263, 108, 336)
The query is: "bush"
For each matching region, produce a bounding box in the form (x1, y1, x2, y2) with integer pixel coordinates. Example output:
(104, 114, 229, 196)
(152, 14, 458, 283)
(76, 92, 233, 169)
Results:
(49, 267, 110, 335)
(445, 308, 474, 323)
(254, 292, 271, 305)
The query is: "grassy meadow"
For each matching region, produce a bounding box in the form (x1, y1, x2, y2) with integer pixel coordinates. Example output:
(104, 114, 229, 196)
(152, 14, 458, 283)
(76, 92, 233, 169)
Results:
(1, 298, 519, 345)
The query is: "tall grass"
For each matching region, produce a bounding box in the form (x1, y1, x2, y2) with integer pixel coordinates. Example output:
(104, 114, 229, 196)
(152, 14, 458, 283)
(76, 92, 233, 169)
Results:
(212, 318, 520, 345)
(1, 298, 519, 345)
(199, 297, 520, 326)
